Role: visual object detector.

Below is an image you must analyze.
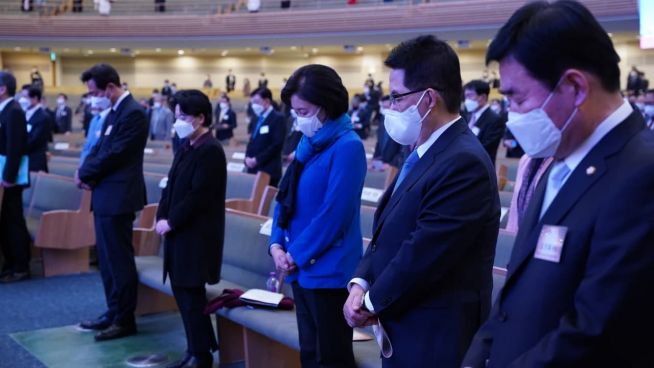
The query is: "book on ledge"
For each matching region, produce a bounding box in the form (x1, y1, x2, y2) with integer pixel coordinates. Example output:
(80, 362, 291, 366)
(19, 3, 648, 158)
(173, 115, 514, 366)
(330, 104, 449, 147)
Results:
(239, 289, 284, 308)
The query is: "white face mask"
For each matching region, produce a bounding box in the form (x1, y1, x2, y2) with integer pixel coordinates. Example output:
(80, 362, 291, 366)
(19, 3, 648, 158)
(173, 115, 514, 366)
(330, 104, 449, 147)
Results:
(506, 84, 577, 158)
(464, 98, 479, 112)
(219, 102, 229, 111)
(296, 108, 323, 137)
(383, 91, 431, 145)
(173, 118, 197, 139)
(379, 108, 388, 116)
(490, 104, 502, 114)
(153, 102, 162, 109)
(251, 103, 265, 116)
(57, 98, 65, 105)
(18, 97, 31, 111)
(90, 96, 111, 111)
(644, 105, 654, 119)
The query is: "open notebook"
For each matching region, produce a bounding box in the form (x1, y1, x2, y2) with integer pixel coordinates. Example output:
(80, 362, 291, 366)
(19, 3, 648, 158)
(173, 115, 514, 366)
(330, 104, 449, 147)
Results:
(239, 289, 284, 308)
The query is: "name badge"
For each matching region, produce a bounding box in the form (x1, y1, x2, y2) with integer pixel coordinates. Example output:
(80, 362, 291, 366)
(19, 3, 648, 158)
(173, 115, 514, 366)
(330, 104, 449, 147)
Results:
(104, 125, 113, 136)
(534, 225, 568, 263)
(259, 125, 270, 135)
(471, 126, 481, 136)
(26, 124, 33, 133)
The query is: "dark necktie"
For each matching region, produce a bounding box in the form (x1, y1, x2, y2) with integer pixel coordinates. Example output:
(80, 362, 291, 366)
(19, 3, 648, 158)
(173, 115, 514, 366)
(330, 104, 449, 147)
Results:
(392, 150, 419, 195)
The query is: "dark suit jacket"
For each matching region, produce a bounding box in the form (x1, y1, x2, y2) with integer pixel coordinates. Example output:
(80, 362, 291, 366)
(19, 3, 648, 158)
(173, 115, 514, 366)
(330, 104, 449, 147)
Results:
(463, 111, 654, 367)
(349, 106, 372, 140)
(0, 99, 28, 185)
(354, 119, 499, 367)
(215, 109, 237, 141)
(157, 133, 227, 287)
(27, 108, 51, 172)
(373, 115, 404, 168)
(55, 106, 72, 133)
(245, 110, 286, 182)
(468, 107, 505, 164)
(78, 94, 149, 216)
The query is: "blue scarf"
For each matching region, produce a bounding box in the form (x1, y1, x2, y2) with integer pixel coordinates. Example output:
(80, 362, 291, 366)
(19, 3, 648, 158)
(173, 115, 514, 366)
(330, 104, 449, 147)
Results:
(276, 114, 353, 229)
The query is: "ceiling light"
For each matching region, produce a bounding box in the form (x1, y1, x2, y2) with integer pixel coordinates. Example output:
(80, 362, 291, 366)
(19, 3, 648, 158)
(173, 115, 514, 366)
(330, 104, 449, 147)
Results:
(177, 49, 185, 55)
(356, 46, 363, 52)
(155, 48, 162, 52)
(221, 50, 229, 56)
(14, 47, 21, 51)
(311, 48, 318, 54)
(291, 46, 297, 50)
(110, 48, 116, 52)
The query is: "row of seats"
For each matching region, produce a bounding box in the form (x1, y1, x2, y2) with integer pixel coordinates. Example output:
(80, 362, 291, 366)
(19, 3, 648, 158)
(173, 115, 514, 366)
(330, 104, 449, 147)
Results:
(134, 208, 514, 367)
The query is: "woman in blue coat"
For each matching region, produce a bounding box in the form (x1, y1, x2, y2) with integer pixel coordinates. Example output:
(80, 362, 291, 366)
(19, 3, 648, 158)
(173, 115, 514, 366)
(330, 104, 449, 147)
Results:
(270, 64, 367, 368)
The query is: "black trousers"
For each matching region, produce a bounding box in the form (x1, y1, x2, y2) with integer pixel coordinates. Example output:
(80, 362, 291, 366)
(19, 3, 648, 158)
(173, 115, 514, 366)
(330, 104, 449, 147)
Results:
(94, 213, 137, 326)
(292, 283, 356, 368)
(0, 186, 31, 273)
(171, 284, 218, 355)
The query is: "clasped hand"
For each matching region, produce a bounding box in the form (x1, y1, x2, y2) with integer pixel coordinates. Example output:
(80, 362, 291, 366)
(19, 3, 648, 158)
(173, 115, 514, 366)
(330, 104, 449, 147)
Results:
(343, 284, 377, 328)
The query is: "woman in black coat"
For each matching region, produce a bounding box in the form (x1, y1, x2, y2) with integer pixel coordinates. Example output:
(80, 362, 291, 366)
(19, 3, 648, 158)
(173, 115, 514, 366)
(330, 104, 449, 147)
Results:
(155, 90, 227, 368)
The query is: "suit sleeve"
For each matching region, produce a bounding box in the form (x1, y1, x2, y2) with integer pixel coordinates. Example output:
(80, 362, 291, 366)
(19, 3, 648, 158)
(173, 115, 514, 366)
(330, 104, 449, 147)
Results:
(64, 107, 73, 132)
(462, 302, 499, 367)
(167, 147, 227, 230)
(28, 115, 50, 153)
(2, 106, 27, 183)
(286, 139, 367, 268)
(254, 114, 285, 167)
(506, 163, 654, 367)
(368, 153, 497, 316)
(78, 108, 148, 184)
(228, 111, 237, 129)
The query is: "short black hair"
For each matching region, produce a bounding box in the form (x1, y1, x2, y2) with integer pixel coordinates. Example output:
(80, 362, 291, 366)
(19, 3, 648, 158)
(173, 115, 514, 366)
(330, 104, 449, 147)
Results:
(152, 88, 159, 93)
(487, 0, 620, 92)
(21, 84, 32, 91)
(385, 35, 462, 113)
(58, 93, 68, 100)
(0, 72, 17, 97)
(464, 80, 491, 96)
(250, 87, 273, 101)
(173, 90, 212, 127)
(281, 64, 348, 120)
(27, 87, 42, 101)
(80, 63, 121, 90)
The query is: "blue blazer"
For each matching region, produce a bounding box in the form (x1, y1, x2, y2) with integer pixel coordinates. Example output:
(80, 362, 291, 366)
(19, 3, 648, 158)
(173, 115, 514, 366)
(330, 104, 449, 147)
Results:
(463, 111, 654, 367)
(270, 130, 367, 289)
(354, 119, 499, 367)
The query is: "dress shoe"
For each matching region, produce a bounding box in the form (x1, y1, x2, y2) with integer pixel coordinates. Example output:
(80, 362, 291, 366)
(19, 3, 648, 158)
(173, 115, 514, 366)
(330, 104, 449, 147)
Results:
(0, 269, 12, 278)
(165, 352, 191, 368)
(0, 271, 30, 283)
(94, 323, 137, 341)
(79, 315, 113, 331)
(180, 353, 213, 368)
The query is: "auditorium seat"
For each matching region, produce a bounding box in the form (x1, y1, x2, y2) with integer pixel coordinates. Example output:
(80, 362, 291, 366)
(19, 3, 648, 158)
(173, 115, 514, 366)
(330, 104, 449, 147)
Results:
(225, 171, 270, 214)
(360, 205, 376, 239)
(27, 173, 95, 277)
(499, 191, 513, 208)
(494, 229, 515, 269)
(135, 209, 381, 367)
(48, 163, 78, 178)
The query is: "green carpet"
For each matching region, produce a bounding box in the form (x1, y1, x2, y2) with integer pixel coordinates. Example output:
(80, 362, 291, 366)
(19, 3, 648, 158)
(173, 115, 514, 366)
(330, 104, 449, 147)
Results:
(10, 313, 188, 368)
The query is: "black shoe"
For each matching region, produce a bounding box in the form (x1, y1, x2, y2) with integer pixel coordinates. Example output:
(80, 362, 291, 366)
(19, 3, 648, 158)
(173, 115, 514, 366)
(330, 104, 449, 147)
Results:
(0, 271, 30, 283)
(94, 323, 137, 341)
(79, 315, 113, 331)
(166, 352, 192, 368)
(181, 353, 213, 368)
(0, 269, 12, 278)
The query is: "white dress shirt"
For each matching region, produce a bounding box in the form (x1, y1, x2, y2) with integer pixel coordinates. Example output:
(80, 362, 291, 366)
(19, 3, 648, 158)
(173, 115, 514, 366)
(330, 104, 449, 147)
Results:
(112, 91, 131, 111)
(540, 100, 633, 218)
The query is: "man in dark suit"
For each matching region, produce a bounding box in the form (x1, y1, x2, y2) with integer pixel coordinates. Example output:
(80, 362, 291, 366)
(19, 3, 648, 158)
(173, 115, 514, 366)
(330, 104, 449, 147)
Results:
(344, 35, 499, 368)
(463, 2, 654, 367)
(464, 80, 506, 164)
(76, 64, 149, 341)
(257, 73, 268, 89)
(55, 93, 72, 133)
(21, 86, 51, 172)
(244, 87, 285, 187)
(225, 70, 236, 93)
(349, 94, 372, 140)
(0, 71, 31, 283)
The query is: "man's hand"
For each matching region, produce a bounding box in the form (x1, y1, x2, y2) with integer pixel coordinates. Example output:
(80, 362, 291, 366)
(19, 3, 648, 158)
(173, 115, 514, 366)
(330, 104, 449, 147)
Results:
(343, 284, 377, 328)
(155, 219, 172, 235)
(244, 157, 257, 169)
(75, 170, 92, 191)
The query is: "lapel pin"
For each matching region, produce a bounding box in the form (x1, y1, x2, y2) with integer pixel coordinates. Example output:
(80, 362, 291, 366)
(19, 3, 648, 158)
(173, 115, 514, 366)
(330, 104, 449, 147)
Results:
(586, 166, 596, 175)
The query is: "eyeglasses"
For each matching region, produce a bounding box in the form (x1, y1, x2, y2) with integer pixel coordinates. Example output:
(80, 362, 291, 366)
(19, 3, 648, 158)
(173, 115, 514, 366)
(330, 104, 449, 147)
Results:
(389, 87, 440, 105)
